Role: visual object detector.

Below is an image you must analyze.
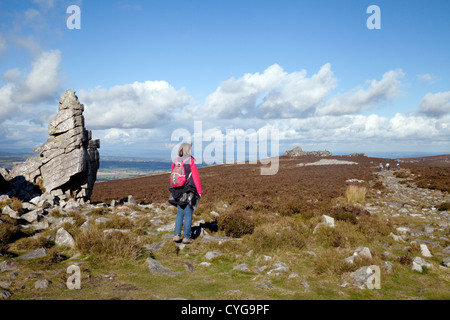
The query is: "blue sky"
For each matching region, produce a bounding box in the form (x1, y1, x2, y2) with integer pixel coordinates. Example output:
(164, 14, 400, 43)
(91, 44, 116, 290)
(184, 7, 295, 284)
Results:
(0, 0, 449, 160)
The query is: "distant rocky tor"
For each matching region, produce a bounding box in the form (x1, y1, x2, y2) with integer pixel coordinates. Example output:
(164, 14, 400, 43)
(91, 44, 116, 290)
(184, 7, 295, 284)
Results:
(283, 146, 333, 157)
(0, 90, 100, 203)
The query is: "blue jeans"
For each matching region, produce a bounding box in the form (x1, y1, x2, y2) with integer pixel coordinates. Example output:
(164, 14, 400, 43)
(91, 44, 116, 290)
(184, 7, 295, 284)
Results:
(174, 205, 193, 238)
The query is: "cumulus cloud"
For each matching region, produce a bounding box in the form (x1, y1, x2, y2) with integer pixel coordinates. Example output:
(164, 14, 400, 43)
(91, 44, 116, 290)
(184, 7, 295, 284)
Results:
(79, 81, 192, 129)
(417, 91, 450, 118)
(316, 69, 405, 116)
(16, 50, 62, 103)
(202, 63, 336, 119)
(0, 49, 62, 122)
(203, 64, 405, 120)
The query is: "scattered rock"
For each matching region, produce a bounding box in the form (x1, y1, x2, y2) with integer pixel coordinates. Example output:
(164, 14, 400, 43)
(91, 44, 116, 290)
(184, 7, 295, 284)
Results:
(420, 244, 432, 258)
(0, 259, 19, 272)
(205, 251, 222, 260)
(199, 262, 211, 267)
(18, 248, 47, 260)
(346, 266, 378, 289)
(146, 257, 180, 276)
(55, 227, 75, 248)
(233, 263, 250, 272)
(0, 280, 12, 289)
(35, 279, 52, 290)
(421, 226, 434, 234)
(441, 257, 450, 268)
(1, 290, 12, 299)
(2, 205, 19, 219)
(210, 210, 220, 217)
(390, 232, 405, 242)
(267, 261, 289, 275)
(411, 257, 432, 273)
(313, 215, 335, 234)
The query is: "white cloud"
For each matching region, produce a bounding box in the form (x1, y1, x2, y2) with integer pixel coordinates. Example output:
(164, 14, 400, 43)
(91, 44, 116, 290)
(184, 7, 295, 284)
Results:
(316, 69, 405, 116)
(202, 63, 336, 119)
(0, 83, 16, 120)
(417, 91, 450, 118)
(0, 49, 62, 123)
(16, 50, 62, 103)
(79, 81, 192, 129)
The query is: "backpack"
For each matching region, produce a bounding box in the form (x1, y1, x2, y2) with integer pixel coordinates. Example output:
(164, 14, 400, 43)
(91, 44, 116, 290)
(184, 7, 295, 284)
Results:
(170, 157, 192, 188)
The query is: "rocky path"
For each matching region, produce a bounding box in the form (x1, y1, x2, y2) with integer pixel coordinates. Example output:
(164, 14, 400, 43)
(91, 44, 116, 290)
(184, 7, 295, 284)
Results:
(368, 169, 449, 221)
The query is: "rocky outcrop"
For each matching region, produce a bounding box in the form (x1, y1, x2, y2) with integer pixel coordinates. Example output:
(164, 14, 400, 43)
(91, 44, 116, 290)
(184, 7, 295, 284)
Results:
(1, 90, 99, 203)
(283, 146, 332, 157)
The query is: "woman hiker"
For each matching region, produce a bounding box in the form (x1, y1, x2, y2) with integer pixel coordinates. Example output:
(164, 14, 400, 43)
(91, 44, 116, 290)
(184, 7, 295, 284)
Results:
(168, 143, 203, 244)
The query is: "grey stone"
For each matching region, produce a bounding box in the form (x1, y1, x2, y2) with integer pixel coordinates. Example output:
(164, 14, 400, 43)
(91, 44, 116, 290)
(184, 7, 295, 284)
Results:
(348, 266, 378, 289)
(0, 259, 19, 272)
(355, 246, 372, 259)
(31, 220, 49, 231)
(0, 280, 12, 289)
(35, 279, 52, 290)
(441, 257, 450, 268)
(420, 244, 432, 257)
(422, 226, 434, 234)
(267, 261, 289, 275)
(146, 257, 180, 276)
(127, 195, 136, 205)
(18, 248, 47, 260)
(55, 227, 75, 248)
(0, 290, 12, 299)
(21, 209, 43, 223)
(205, 251, 222, 260)
(210, 210, 220, 217)
(411, 257, 432, 273)
(2, 205, 18, 219)
(313, 215, 334, 234)
(233, 263, 250, 272)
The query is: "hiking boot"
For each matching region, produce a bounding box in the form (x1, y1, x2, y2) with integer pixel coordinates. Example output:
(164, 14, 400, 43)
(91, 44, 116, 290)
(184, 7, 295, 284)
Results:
(182, 238, 194, 244)
(173, 235, 181, 242)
